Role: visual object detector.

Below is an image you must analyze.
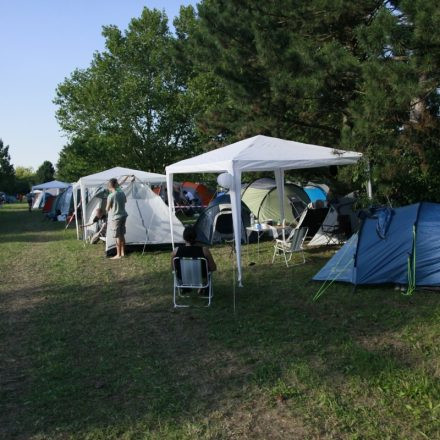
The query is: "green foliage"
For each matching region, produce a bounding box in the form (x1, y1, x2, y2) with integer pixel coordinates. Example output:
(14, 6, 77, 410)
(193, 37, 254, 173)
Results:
(14, 166, 36, 193)
(55, 1, 440, 204)
(0, 138, 15, 192)
(55, 8, 205, 176)
(36, 160, 55, 183)
(187, 0, 440, 203)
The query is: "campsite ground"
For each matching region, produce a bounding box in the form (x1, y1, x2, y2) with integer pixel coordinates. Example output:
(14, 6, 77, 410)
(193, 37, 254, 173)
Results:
(1, 204, 439, 440)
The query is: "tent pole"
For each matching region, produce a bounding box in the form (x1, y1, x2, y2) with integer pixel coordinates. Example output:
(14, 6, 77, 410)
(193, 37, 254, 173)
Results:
(166, 172, 175, 249)
(366, 161, 373, 200)
(229, 168, 243, 286)
(274, 168, 285, 222)
(80, 181, 87, 241)
(73, 185, 80, 239)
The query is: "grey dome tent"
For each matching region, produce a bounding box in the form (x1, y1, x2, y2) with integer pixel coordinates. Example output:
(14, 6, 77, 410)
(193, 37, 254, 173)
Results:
(241, 178, 310, 224)
(194, 194, 251, 244)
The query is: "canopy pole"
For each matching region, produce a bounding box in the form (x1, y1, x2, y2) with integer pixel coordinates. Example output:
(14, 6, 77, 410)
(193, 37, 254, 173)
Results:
(73, 185, 80, 239)
(274, 168, 285, 222)
(80, 181, 87, 241)
(166, 172, 176, 249)
(366, 161, 373, 200)
(229, 168, 243, 286)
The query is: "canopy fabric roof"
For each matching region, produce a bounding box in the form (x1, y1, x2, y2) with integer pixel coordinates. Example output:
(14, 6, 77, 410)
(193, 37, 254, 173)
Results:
(32, 180, 70, 190)
(76, 167, 166, 187)
(166, 135, 362, 175)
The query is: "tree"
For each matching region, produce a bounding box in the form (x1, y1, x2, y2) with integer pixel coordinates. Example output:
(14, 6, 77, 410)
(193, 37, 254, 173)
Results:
(14, 166, 36, 193)
(36, 161, 55, 183)
(184, 0, 440, 203)
(0, 138, 15, 192)
(54, 8, 203, 175)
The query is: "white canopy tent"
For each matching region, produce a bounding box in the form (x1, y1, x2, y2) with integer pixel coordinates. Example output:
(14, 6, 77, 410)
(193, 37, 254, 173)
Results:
(74, 167, 167, 240)
(166, 135, 363, 285)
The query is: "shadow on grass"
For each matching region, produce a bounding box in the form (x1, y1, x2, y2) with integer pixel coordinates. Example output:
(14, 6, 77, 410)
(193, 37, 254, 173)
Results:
(1, 268, 440, 439)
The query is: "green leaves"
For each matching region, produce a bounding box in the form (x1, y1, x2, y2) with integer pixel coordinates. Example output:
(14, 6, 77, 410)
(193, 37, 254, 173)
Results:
(55, 8, 203, 178)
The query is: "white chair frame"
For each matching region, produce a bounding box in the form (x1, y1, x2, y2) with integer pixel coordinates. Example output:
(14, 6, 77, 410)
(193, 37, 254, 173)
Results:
(173, 257, 213, 308)
(272, 227, 308, 267)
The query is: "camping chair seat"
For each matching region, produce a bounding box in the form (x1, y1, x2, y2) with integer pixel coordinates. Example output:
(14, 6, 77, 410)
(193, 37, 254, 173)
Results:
(173, 257, 213, 307)
(272, 227, 308, 267)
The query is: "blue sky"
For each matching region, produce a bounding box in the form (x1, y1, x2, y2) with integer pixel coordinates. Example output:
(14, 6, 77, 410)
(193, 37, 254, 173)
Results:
(0, 0, 196, 170)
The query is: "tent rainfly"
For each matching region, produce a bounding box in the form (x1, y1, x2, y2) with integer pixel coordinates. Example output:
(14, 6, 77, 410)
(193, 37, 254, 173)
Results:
(74, 167, 167, 240)
(32, 180, 70, 191)
(166, 135, 363, 285)
(31, 180, 70, 211)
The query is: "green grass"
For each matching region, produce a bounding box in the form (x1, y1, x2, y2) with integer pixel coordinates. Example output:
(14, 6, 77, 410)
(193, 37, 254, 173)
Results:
(1, 203, 439, 439)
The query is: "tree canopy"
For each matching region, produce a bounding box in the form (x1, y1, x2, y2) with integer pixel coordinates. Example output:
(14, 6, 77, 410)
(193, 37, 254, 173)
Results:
(0, 139, 15, 193)
(36, 161, 55, 184)
(54, 1, 440, 204)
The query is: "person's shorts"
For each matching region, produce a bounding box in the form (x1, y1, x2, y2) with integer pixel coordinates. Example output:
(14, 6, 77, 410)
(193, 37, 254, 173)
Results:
(112, 216, 127, 238)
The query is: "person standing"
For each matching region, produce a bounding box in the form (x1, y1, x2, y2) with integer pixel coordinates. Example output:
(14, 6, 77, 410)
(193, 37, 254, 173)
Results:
(26, 192, 33, 212)
(106, 178, 128, 259)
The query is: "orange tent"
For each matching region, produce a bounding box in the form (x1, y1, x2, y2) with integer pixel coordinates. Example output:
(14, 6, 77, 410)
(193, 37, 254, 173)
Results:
(181, 182, 214, 206)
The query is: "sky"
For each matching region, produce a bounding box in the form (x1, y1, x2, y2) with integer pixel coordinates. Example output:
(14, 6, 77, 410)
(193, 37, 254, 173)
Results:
(0, 0, 197, 170)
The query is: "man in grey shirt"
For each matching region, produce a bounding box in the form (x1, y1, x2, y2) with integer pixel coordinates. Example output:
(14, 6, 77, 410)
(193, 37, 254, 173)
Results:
(106, 178, 128, 259)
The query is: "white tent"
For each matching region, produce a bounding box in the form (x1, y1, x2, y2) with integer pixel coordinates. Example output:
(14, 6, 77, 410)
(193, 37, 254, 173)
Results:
(74, 167, 167, 240)
(83, 178, 184, 252)
(31, 181, 70, 210)
(166, 135, 363, 285)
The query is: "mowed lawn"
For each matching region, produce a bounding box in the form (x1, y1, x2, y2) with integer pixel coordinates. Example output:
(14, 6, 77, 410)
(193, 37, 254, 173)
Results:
(1, 204, 439, 440)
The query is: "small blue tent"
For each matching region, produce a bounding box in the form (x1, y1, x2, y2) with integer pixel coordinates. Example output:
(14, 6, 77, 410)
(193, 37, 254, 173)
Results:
(304, 185, 327, 203)
(313, 202, 440, 287)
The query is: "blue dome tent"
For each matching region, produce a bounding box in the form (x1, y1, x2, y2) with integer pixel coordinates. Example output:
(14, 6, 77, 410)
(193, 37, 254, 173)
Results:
(313, 203, 440, 292)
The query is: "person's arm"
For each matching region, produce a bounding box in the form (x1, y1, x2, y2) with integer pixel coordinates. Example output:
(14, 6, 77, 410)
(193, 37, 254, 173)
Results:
(202, 247, 217, 272)
(97, 221, 107, 234)
(106, 193, 113, 213)
(171, 248, 178, 270)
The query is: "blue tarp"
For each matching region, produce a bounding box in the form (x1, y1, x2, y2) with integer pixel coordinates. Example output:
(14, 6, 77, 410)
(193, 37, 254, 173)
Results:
(313, 202, 440, 286)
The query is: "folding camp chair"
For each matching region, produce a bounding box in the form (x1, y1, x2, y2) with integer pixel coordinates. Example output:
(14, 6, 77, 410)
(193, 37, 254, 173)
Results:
(272, 227, 308, 267)
(173, 257, 213, 307)
(321, 214, 352, 245)
(211, 210, 235, 252)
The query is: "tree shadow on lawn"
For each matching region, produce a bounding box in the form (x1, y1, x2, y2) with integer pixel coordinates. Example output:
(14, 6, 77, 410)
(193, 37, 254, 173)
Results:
(1, 266, 440, 439)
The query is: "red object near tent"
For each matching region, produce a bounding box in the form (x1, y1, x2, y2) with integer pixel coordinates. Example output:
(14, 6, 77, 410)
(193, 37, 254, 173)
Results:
(42, 195, 55, 213)
(181, 182, 214, 206)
